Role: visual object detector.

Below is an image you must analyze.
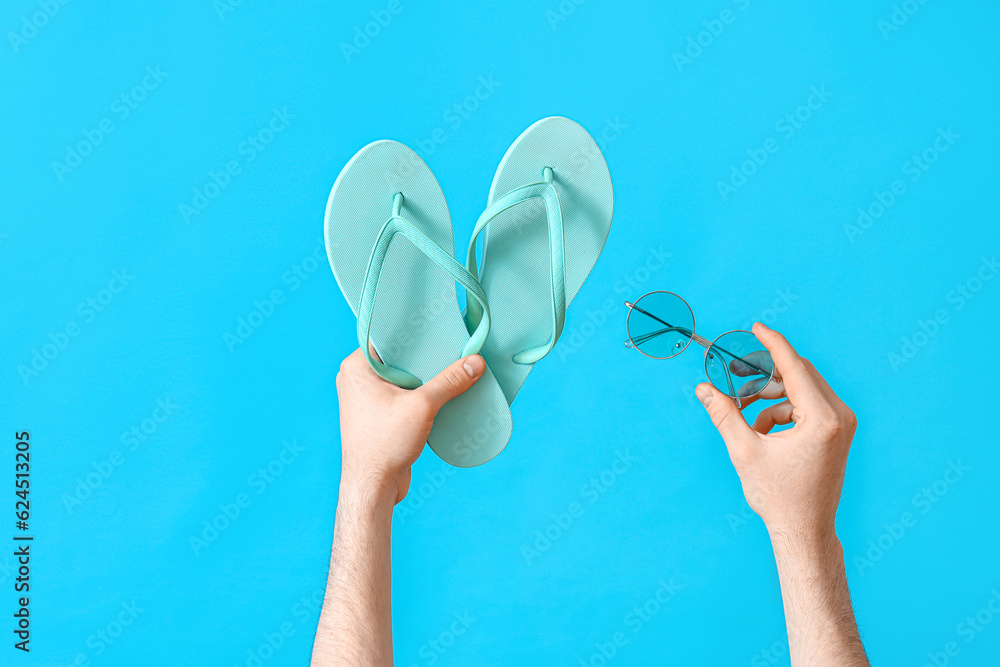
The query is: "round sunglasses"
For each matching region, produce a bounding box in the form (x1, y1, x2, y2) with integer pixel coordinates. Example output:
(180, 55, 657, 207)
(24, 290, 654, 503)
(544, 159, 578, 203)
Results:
(624, 291, 777, 406)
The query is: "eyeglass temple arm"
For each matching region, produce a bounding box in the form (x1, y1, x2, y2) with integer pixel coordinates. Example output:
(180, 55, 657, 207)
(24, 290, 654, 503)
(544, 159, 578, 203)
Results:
(625, 302, 706, 348)
(626, 325, 701, 347)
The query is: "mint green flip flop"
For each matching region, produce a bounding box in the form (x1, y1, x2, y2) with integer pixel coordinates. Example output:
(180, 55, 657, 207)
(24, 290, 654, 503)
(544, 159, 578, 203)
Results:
(325, 140, 512, 467)
(464, 117, 614, 404)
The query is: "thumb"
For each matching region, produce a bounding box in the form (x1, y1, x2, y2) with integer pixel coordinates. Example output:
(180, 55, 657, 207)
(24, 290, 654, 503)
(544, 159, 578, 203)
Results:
(416, 354, 486, 412)
(695, 383, 758, 457)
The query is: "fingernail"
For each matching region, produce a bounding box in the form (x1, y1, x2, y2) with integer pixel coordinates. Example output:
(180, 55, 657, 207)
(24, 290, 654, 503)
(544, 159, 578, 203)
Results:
(696, 385, 713, 407)
(754, 322, 770, 332)
(463, 355, 484, 377)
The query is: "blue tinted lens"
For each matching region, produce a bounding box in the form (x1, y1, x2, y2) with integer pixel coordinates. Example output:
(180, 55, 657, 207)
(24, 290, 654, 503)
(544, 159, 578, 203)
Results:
(705, 331, 774, 398)
(627, 292, 695, 359)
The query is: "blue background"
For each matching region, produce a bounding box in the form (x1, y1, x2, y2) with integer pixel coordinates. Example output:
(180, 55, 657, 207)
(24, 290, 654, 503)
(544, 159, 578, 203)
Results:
(2, 0, 998, 665)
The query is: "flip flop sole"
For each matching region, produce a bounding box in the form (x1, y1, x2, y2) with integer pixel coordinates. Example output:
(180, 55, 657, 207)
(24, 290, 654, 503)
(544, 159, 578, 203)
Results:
(478, 117, 614, 403)
(325, 140, 512, 467)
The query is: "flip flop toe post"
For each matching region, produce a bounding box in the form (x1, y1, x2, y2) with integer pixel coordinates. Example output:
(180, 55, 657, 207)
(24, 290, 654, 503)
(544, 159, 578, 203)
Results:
(326, 140, 513, 467)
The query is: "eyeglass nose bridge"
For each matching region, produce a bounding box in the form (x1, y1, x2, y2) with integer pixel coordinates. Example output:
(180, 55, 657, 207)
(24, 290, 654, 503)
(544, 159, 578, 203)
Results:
(688, 332, 713, 350)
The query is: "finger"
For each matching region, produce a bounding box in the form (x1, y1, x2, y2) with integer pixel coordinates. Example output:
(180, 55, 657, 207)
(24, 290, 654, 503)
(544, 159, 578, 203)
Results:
(695, 383, 759, 460)
(751, 323, 823, 403)
(737, 376, 769, 398)
(351, 344, 391, 385)
(752, 400, 795, 434)
(736, 372, 786, 402)
(415, 354, 486, 411)
(729, 351, 773, 377)
(340, 347, 372, 381)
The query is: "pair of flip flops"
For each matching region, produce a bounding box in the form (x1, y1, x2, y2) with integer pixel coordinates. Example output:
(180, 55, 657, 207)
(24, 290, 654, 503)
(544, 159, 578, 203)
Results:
(324, 116, 614, 467)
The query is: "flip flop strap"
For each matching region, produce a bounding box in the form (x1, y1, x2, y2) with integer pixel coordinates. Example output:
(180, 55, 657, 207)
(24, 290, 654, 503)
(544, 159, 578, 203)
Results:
(465, 168, 565, 365)
(358, 194, 491, 389)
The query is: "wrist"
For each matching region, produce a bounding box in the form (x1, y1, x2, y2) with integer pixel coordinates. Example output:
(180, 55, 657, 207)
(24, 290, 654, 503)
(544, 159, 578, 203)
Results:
(338, 465, 399, 515)
(767, 520, 840, 561)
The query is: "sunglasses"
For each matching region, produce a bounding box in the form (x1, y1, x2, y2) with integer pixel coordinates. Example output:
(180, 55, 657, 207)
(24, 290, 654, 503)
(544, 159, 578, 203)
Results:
(624, 291, 776, 406)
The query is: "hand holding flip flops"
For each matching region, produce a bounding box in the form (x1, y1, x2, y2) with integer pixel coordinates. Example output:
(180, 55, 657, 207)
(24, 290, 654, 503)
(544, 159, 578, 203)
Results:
(325, 117, 614, 467)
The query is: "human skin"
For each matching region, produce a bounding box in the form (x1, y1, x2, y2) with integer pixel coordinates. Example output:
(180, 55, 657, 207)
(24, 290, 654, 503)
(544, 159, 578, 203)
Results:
(310, 349, 485, 666)
(695, 322, 869, 666)
(313, 323, 869, 666)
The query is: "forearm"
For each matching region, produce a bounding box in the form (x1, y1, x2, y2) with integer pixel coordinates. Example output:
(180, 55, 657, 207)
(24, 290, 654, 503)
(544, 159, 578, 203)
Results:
(770, 528, 869, 667)
(312, 477, 396, 666)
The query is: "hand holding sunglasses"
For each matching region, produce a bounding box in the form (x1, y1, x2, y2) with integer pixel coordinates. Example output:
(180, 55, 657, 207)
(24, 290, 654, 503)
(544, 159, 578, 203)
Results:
(694, 322, 863, 665)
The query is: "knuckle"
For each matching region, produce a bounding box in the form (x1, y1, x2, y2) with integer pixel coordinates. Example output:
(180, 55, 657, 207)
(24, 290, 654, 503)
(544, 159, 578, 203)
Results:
(713, 407, 736, 431)
(792, 358, 811, 375)
(339, 356, 354, 374)
(773, 331, 792, 348)
(813, 409, 843, 437)
(442, 370, 465, 394)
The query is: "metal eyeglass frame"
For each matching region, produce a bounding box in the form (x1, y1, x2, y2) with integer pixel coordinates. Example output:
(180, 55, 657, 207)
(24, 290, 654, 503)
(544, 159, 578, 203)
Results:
(623, 291, 776, 408)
